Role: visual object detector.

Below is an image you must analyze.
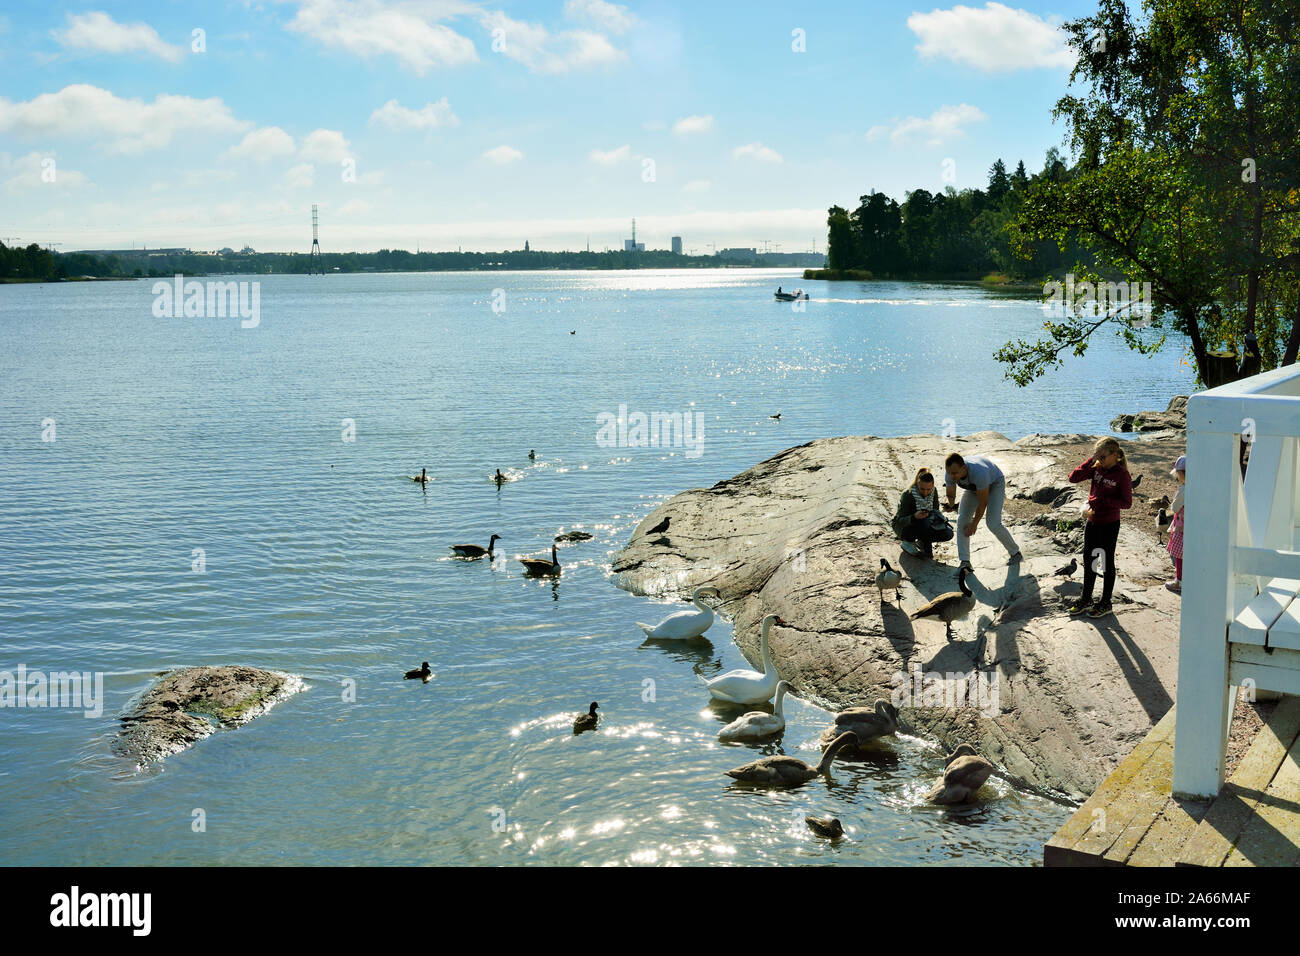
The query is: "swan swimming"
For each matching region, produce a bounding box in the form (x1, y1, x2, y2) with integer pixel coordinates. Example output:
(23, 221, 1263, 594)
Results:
(724, 731, 858, 786)
(718, 680, 791, 741)
(706, 613, 781, 705)
(637, 585, 720, 640)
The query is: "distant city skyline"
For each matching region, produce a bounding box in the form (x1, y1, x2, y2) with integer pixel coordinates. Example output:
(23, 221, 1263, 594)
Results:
(1, 1, 1096, 253)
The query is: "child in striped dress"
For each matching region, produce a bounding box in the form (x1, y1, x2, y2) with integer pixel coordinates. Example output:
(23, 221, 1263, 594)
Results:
(1165, 455, 1186, 593)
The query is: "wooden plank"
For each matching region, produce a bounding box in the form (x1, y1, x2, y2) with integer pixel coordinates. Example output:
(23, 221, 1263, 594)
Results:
(1177, 695, 1300, 867)
(1265, 594, 1300, 652)
(1127, 796, 1212, 867)
(1229, 584, 1295, 646)
(1102, 742, 1176, 864)
(1230, 657, 1300, 696)
(1046, 708, 1176, 857)
(1224, 703, 1300, 866)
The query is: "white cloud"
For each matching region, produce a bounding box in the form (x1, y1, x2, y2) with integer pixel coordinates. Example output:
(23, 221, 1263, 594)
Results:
(300, 128, 352, 162)
(286, 163, 315, 188)
(480, 11, 624, 74)
(732, 142, 783, 164)
(681, 179, 711, 193)
(866, 103, 987, 146)
(907, 3, 1074, 72)
(286, 0, 479, 74)
(564, 0, 636, 35)
(2, 151, 90, 192)
(673, 114, 713, 136)
(482, 145, 523, 164)
(0, 84, 250, 153)
(589, 144, 631, 165)
(369, 97, 459, 130)
(224, 126, 296, 162)
(52, 11, 185, 63)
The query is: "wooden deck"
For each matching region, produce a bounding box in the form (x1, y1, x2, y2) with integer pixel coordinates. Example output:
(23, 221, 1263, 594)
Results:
(1045, 695, 1300, 866)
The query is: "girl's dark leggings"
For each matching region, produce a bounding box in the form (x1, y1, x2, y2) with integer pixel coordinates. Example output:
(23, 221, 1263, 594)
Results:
(1082, 519, 1120, 603)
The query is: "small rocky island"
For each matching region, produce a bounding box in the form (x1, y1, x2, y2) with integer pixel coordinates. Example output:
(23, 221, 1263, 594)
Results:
(612, 426, 1190, 801)
(115, 665, 305, 765)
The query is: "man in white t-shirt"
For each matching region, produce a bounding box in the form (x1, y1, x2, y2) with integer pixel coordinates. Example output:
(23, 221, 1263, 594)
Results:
(943, 452, 1021, 571)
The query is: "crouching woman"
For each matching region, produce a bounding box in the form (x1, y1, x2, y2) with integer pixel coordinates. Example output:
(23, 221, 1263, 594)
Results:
(892, 468, 954, 559)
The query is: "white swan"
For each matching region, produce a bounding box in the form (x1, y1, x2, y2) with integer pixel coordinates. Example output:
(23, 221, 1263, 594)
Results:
(718, 680, 791, 741)
(637, 585, 720, 640)
(706, 613, 781, 705)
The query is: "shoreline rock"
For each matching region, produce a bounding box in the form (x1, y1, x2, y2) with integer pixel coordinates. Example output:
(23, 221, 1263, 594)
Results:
(612, 430, 1186, 801)
(114, 665, 305, 765)
(1110, 395, 1188, 433)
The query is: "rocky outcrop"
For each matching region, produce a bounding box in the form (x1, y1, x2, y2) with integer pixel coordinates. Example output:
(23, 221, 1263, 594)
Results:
(611, 431, 1184, 801)
(1110, 395, 1188, 433)
(115, 665, 305, 765)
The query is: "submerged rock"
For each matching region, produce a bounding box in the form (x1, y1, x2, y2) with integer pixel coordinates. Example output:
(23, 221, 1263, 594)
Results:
(554, 531, 594, 543)
(114, 665, 305, 765)
(611, 431, 1182, 800)
(1110, 395, 1187, 433)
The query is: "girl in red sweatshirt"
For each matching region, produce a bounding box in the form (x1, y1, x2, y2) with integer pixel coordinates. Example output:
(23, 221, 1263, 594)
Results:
(1067, 437, 1134, 618)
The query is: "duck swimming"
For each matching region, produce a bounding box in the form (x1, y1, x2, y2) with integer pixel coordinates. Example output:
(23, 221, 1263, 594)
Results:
(573, 701, 599, 733)
(706, 613, 781, 705)
(637, 585, 719, 640)
(450, 534, 500, 559)
(805, 815, 844, 839)
(724, 731, 858, 787)
(403, 662, 432, 683)
(718, 680, 791, 741)
(925, 743, 995, 804)
(519, 544, 561, 576)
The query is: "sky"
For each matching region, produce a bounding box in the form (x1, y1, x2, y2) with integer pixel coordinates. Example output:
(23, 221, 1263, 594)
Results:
(0, 0, 1102, 254)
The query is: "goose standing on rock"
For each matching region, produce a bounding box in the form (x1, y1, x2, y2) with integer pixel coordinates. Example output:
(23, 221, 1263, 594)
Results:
(876, 558, 903, 604)
(925, 743, 995, 804)
(909, 567, 975, 640)
(573, 701, 599, 733)
(725, 731, 859, 786)
(718, 680, 791, 741)
(1155, 508, 1171, 539)
(519, 544, 561, 576)
(706, 613, 781, 705)
(820, 698, 898, 750)
(637, 585, 720, 640)
(404, 662, 432, 682)
(451, 534, 500, 559)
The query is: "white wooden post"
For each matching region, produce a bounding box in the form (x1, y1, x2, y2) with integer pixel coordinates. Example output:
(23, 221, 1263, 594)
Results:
(1172, 411, 1239, 798)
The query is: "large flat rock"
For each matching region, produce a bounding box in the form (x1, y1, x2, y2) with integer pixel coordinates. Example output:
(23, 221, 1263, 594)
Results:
(611, 431, 1184, 801)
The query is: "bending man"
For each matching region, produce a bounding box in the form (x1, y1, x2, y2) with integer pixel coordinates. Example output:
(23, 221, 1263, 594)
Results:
(943, 452, 1021, 572)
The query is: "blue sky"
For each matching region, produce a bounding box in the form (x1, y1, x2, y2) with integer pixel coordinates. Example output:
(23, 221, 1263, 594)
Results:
(0, 0, 1101, 253)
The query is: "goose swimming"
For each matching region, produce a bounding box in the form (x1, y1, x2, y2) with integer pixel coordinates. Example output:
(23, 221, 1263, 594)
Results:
(573, 701, 599, 733)
(450, 534, 500, 559)
(925, 743, 995, 804)
(876, 558, 903, 604)
(493, 469, 508, 484)
(706, 613, 781, 705)
(409, 468, 431, 485)
(909, 566, 975, 640)
(820, 698, 898, 750)
(637, 585, 720, 640)
(724, 731, 858, 786)
(519, 544, 561, 576)
(718, 680, 791, 741)
(528, 450, 536, 460)
(403, 662, 432, 683)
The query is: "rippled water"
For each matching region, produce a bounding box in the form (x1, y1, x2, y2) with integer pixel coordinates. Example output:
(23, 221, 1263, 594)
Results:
(0, 269, 1194, 865)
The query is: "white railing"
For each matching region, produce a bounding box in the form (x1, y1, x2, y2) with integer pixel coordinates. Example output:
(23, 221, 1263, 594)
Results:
(1173, 363, 1300, 798)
